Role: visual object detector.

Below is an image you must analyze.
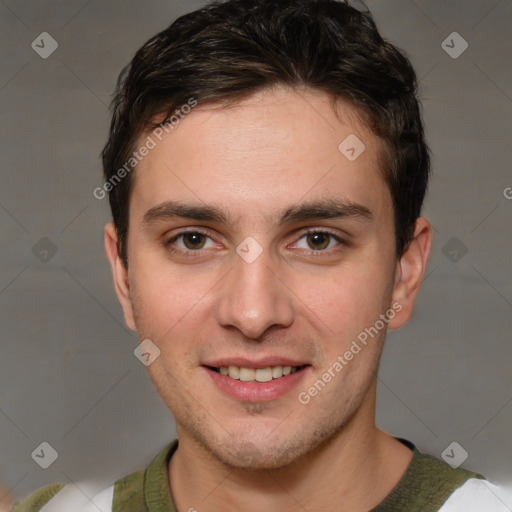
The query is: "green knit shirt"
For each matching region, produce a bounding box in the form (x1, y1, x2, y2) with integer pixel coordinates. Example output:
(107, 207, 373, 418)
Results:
(12, 438, 484, 512)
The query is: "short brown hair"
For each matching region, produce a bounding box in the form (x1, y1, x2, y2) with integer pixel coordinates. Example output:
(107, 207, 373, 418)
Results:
(101, 0, 430, 267)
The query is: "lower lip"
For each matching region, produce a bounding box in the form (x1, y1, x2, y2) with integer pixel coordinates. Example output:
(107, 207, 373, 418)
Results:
(203, 366, 310, 402)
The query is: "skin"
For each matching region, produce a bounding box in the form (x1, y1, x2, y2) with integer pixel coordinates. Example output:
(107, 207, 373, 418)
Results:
(0, 485, 14, 512)
(105, 86, 431, 511)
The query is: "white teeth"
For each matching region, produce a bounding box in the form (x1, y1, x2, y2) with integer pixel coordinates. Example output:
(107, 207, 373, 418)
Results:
(239, 367, 255, 382)
(272, 365, 283, 378)
(255, 367, 273, 382)
(216, 364, 303, 381)
(228, 365, 240, 379)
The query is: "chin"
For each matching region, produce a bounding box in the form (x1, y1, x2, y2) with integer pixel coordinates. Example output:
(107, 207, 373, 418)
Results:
(198, 421, 331, 471)
(214, 440, 303, 471)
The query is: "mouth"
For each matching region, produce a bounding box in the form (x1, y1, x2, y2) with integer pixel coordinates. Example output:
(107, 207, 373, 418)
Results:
(202, 361, 311, 402)
(206, 364, 309, 383)
(201, 356, 312, 402)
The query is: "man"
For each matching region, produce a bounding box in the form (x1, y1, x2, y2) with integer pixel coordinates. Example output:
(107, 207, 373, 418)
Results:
(12, 0, 509, 511)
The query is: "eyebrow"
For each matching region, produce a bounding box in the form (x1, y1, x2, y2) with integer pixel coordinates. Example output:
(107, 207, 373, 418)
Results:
(141, 198, 373, 228)
(279, 199, 372, 224)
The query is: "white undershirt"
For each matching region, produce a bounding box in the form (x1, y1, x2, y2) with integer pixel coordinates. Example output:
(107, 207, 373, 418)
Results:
(39, 478, 512, 512)
(438, 479, 512, 512)
(39, 484, 114, 512)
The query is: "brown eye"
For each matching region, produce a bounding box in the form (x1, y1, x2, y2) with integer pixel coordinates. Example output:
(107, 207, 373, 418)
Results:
(164, 229, 219, 256)
(292, 230, 344, 253)
(306, 232, 331, 250)
(182, 232, 207, 249)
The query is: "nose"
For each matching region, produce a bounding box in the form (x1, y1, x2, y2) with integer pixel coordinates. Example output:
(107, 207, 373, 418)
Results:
(215, 247, 295, 340)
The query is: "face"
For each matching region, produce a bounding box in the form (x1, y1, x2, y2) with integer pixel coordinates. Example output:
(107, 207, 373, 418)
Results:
(106, 87, 428, 469)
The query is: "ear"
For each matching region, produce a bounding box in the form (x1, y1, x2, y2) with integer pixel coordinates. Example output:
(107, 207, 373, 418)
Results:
(388, 217, 432, 330)
(104, 223, 136, 331)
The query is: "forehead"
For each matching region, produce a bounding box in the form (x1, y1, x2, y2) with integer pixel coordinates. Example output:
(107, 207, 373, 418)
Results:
(131, 87, 391, 225)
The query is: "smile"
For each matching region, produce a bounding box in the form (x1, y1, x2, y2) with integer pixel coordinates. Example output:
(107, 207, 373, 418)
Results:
(208, 365, 307, 382)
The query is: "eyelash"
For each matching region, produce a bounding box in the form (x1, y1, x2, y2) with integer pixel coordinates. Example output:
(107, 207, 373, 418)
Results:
(164, 229, 218, 257)
(295, 228, 347, 253)
(164, 228, 347, 256)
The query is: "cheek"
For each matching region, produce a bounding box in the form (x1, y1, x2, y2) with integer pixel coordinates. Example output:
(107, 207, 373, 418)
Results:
(129, 260, 217, 341)
(130, 277, 208, 379)
(291, 262, 393, 339)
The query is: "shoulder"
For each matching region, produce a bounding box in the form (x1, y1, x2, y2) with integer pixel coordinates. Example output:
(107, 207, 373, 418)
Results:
(10, 483, 114, 512)
(392, 439, 512, 511)
(374, 438, 491, 511)
(438, 478, 512, 512)
(11, 484, 65, 512)
(398, 440, 486, 499)
(9, 441, 177, 512)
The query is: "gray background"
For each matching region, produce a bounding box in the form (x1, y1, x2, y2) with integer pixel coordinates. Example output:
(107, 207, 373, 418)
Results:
(1, 0, 511, 506)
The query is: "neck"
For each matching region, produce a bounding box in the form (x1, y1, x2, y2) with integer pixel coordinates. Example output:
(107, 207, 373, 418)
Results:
(168, 386, 413, 512)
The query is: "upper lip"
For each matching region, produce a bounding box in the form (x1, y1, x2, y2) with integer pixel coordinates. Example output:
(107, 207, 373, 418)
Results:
(202, 357, 309, 369)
